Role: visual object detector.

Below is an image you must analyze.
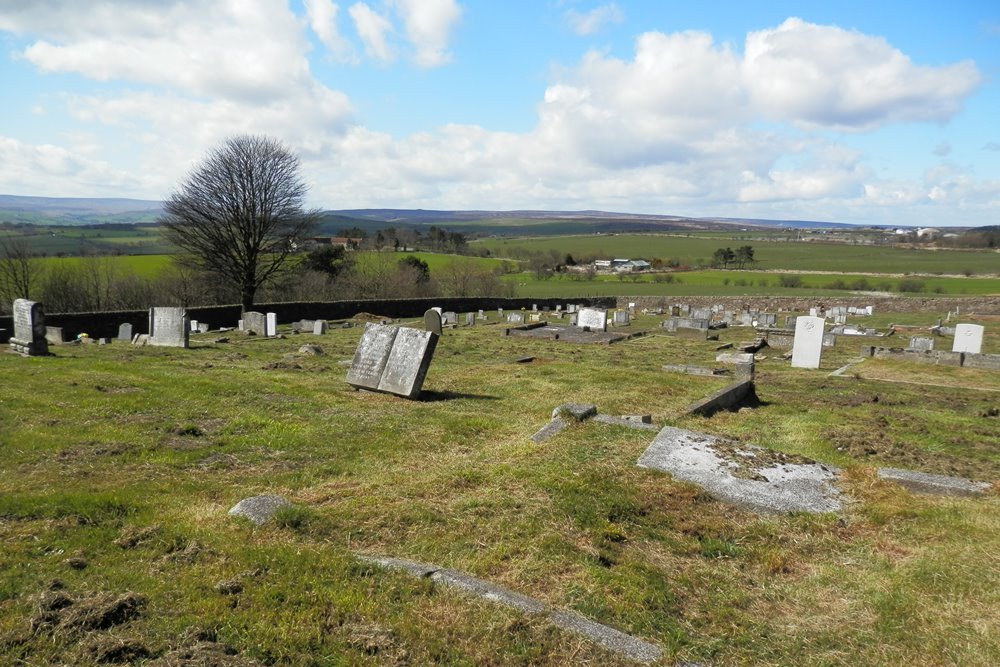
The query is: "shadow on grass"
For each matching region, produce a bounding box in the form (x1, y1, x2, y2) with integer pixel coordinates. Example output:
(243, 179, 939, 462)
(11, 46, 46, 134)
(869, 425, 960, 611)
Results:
(418, 390, 500, 402)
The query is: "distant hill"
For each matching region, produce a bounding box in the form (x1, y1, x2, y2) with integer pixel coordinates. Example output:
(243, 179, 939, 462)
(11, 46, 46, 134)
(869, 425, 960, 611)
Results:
(3, 194, 866, 234)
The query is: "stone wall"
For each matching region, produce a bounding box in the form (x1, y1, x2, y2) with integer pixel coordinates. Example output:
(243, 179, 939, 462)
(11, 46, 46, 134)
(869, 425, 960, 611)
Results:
(618, 295, 1000, 316)
(0, 296, 616, 343)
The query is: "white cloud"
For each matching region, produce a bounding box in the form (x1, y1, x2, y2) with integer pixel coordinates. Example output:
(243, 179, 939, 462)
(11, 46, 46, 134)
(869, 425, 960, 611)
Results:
(565, 3, 624, 37)
(744, 18, 981, 131)
(304, 0, 357, 63)
(349, 2, 394, 63)
(0, 135, 148, 196)
(394, 0, 461, 67)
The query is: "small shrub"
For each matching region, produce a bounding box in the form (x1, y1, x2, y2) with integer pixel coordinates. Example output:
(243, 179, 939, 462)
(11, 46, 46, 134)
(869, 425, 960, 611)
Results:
(778, 275, 803, 288)
(897, 279, 926, 293)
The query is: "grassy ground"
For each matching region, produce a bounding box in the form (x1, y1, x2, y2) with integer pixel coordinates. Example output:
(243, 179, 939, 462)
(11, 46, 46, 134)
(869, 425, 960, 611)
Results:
(473, 234, 1000, 275)
(1, 307, 997, 665)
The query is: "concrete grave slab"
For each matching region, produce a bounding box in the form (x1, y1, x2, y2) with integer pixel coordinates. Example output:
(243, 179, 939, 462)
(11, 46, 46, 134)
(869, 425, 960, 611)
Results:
(638, 426, 842, 514)
(877, 468, 990, 497)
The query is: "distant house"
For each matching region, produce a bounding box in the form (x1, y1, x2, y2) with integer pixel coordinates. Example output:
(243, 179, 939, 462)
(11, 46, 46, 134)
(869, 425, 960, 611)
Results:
(916, 228, 940, 239)
(594, 259, 612, 269)
(594, 258, 651, 272)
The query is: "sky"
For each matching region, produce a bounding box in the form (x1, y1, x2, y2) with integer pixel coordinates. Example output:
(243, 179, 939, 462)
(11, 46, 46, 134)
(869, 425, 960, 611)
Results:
(0, 1, 998, 227)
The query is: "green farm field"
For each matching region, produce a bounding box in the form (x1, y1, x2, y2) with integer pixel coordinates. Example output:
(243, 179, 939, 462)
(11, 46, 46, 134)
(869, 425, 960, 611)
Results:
(473, 234, 1000, 275)
(1, 310, 997, 666)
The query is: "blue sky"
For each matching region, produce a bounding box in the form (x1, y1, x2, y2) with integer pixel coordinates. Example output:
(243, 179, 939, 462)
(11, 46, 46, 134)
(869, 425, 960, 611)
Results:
(0, 1, 997, 226)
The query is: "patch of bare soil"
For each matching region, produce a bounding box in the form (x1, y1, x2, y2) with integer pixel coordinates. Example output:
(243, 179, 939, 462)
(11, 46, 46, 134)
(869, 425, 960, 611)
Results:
(31, 589, 145, 636)
(262, 360, 302, 370)
(80, 634, 151, 663)
(145, 640, 265, 667)
(343, 621, 409, 665)
(114, 525, 161, 549)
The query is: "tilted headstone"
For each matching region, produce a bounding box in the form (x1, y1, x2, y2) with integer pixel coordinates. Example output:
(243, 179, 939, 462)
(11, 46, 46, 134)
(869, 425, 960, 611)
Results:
(791, 316, 825, 369)
(242, 311, 266, 336)
(148, 306, 189, 348)
(313, 320, 328, 335)
(346, 323, 438, 399)
(952, 324, 984, 354)
(9, 299, 48, 356)
(576, 307, 608, 332)
(908, 336, 934, 352)
(265, 312, 277, 337)
(424, 308, 443, 335)
(117, 323, 133, 341)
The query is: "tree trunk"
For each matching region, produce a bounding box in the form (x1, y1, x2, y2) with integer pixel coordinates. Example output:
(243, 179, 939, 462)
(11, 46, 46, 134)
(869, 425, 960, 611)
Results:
(241, 285, 255, 312)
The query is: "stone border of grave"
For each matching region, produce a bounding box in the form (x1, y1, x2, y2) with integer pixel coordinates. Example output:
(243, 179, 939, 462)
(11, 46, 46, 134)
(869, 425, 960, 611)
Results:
(531, 404, 658, 442)
(356, 555, 664, 665)
(862, 346, 1000, 370)
(684, 379, 758, 417)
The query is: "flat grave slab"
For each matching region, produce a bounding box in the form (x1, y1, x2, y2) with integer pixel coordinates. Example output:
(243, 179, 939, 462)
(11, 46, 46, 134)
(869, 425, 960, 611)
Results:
(638, 426, 842, 514)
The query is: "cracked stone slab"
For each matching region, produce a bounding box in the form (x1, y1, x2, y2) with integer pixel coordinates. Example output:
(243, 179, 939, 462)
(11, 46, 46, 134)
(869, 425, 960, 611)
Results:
(638, 426, 842, 514)
(228, 495, 291, 525)
(877, 468, 991, 497)
(593, 414, 660, 431)
(548, 610, 663, 664)
(531, 417, 569, 443)
(355, 555, 441, 578)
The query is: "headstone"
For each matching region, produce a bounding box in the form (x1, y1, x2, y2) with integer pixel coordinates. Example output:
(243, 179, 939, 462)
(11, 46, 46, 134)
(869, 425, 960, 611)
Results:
(190, 319, 199, 332)
(576, 307, 608, 332)
(809, 308, 818, 317)
(45, 326, 63, 345)
(442, 311, 457, 325)
(569, 313, 578, 326)
(424, 309, 443, 335)
(613, 310, 630, 326)
(952, 324, 984, 354)
(758, 313, 776, 327)
(148, 306, 189, 348)
(532, 304, 538, 311)
(117, 323, 133, 341)
(265, 312, 277, 337)
(791, 316, 825, 369)
(529, 312, 541, 322)
(198, 322, 209, 333)
(242, 311, 265, 336)
(346, 323, 438, 399)
(506, 311, 525, 325)
(465, 312, 475, 326)
(9, 299, 48, 356)
(313, 320, 328, 335)
(692, 308, 712, 321)
(477, 309, 485, 320)
(237, 319, 244, 330)
(432, 307, 443, 315)
(908, 336, 934, 352)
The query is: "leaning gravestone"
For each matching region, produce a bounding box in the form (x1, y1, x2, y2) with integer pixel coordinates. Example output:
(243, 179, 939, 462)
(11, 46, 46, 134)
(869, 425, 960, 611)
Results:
(9, 299, 49, 356)
(117, 323, 133, 342)
(242, 311, 266, 336)
(424, 308, 443, 335)
(346, 323, 438, 399)
(791, 316, 825, 369)
(148, 307, 189, 348)
(952, 324, 984, 354)
(577, 307, 608, 332)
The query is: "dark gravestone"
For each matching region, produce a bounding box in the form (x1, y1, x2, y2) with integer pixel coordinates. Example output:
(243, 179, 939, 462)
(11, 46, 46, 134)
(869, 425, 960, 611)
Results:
(10, 299, 49, 356)
(424, 309, 443, 335)
(242, 311, 266, 336)
(347, 323, 438, 399)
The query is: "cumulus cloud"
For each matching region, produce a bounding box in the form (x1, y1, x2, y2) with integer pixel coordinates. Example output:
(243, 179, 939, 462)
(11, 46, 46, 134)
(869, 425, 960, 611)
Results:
(744, 18, 981, 131)
(565, 3, 624, 37)
(304, 0, 357, 63)
(349, 2, 394, 63)
(394, 0, 462, 67)
(0, 135, 148, 196)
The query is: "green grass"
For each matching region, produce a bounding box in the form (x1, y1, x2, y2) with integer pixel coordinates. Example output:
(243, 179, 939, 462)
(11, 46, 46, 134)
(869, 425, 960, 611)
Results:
(474, 233, 1000, 275)
(1, 308, 998, 665)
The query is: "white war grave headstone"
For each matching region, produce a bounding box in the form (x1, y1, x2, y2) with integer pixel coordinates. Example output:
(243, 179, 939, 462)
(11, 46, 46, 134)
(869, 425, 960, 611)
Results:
(265, 312, 277, 337)
(952, 324, 984, 354)
(576, 307, 608, 332)
(346, 323, 438, 399)
(10, 299, 49, 356)
(148, 307, 189, 348)
(791, 315, 825, 369)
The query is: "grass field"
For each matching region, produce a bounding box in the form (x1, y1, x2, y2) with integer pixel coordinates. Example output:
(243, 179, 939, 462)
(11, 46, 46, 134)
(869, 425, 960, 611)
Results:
(473, 234, 1000, 276)
(1, 310, 998, 665)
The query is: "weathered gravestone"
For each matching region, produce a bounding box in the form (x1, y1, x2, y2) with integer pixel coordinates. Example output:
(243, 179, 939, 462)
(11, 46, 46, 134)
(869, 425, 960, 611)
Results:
(506, 311, 525, 325)
(190, 319, 199, 332)
(791, 316, 825, 369)
(424, 308, 443, 335)
(10, 299, 49, 356)
(613, 310, 630, 326)
(148, 307, 189, 348)
(442, 311, 457, 325)
(242, 311, 266, 336)
(346, 323, 438, 399)
(576, 307, 608, 332)
(908, 336, 934, 352)
(952, 324, 984, 354)
(117, 323, 133, 342)
(465, 312, 475, 326)
(313, 320, 328, 335)
(197, 322, 209, 333)
(265, 312, 277, 337)
(45, 327, 64, 346)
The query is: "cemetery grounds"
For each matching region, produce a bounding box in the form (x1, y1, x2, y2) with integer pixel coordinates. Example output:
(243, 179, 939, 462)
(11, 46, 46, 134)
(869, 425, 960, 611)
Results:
(0, 308, 998, 666)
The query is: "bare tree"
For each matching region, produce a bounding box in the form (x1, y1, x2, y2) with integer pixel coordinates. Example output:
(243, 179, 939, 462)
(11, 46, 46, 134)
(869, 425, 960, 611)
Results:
(0, 237, 42, 309)
(160, 135, 317, 311)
